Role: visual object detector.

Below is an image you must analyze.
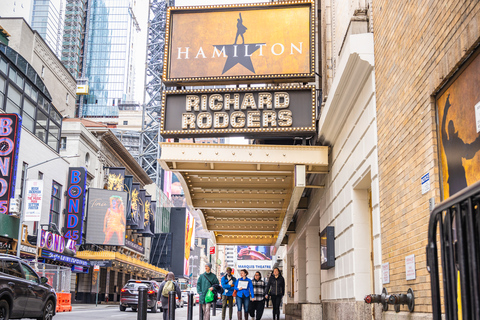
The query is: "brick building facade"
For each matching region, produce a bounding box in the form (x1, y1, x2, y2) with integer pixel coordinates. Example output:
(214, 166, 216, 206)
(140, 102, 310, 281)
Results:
(374, 0, 480, 317)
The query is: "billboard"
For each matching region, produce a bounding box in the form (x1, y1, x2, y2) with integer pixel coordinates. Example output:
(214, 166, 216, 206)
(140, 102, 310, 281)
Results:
(137, 194, 154, 236)
(127, 182, 142, 229)
(107, 167, 125, 191)
(184, 210, 195, 277)
(163, 1, 314, 85)
(160, 86, 316, 138)
(64, 168, 87, 244)
(24, 180, 43, 222)
(0, 114, 21, 214)
(86, 188, 128, 245)
(437, 51, 480, 199)
(237, 246, 274, 270)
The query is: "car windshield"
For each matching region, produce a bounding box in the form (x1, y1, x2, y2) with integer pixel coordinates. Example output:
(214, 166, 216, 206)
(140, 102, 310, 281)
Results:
(124, 282, 150, 289)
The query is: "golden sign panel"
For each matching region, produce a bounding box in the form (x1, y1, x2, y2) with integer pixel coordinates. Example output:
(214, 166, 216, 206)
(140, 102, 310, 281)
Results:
(163, 1, 315, 85)
(160, 85, 316, 138)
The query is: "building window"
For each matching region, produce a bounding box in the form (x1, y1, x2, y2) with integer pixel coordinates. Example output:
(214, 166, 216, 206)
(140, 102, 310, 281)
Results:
(60, 137, 67, 150)
(49, 181, 62, 228)
(123, 121, 128, 125)
(38, 171, 43, 180)
(41, 66, 45, 78)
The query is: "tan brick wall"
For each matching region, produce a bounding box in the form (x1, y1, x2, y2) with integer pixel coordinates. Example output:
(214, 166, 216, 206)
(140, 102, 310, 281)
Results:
(373, 0, 480, 314)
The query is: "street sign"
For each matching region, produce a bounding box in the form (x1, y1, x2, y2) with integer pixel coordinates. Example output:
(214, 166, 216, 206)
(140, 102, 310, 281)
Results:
(209, 246, 215, 255)
(93, 265, 100, 272)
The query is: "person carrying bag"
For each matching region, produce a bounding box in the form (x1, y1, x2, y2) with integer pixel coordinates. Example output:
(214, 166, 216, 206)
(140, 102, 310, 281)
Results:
(221, 267, 237, 320)
(234, 269, 254, 320)
(197, 263, 220, 320)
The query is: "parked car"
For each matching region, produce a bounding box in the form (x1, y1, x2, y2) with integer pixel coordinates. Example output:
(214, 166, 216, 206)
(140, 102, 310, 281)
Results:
(120, 280, 160, 313)
(0, 253, 57, 320)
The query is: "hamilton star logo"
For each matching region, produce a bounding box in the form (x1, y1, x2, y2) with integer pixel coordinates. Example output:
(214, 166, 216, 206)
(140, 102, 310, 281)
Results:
(214, 13, 266, 74)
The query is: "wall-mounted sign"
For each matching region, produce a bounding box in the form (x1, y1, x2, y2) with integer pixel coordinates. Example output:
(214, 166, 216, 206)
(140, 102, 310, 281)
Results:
(0, 114, 21, 214)
(85, 188, 128, 246)
(24, 180, 43, 221)
(64, 167, 87, 244)
(382, 262, 390, 284)
(237, 261, 273, 270)
(39, 230, 77, 255)
(161, 86, 316, 138)
(89, 260, 113, 268)
(125, 239, 145, 254)
(405, 254, 416, 280)
(163, 1, 315, 85)
(209, 246, 215, 255)
(41, 249, 89, 267)
(320, 226, 335, 269)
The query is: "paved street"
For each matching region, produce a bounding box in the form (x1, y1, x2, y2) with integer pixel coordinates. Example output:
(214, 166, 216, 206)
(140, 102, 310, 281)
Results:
(52, 304, 284, 320)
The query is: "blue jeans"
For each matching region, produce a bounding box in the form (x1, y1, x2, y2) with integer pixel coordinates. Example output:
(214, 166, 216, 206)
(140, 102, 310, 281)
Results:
(236, 295, 250, 312)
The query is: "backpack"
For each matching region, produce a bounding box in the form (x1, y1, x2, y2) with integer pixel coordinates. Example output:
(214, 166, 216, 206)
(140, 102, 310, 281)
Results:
(162, 280, 175, 297)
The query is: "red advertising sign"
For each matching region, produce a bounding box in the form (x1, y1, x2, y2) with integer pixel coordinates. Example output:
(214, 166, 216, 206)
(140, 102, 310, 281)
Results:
(209, 246, 215, 255)
(0, 114, 21, 214)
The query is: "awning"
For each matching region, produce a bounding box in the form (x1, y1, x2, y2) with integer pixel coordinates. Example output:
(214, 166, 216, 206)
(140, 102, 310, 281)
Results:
(158, 143, 328, 247)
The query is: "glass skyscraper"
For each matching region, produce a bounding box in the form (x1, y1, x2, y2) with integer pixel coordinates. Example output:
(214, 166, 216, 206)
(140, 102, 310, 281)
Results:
(62, 0, 87, 78)
(31, 0, 64, 58)
(82, 0, 135, 118)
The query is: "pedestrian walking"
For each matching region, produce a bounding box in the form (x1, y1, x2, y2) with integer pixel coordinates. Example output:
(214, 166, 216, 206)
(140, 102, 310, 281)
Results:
(265, 268, 285, 320)
(234, 269, 254, 320)
(249, 272, 266, 320)
(197, 263, 220, 320)
(221, 267, 237, 320)
(158, 272, 182, 320)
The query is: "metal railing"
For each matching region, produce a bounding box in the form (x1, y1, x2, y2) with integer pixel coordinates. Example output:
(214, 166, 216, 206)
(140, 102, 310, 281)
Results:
(426, 180, 480, 320)
(25, 261, 72, 293)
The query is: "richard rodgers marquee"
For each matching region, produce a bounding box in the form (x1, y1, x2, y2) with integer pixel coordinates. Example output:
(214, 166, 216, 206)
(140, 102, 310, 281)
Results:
(160, 86, 316, 138)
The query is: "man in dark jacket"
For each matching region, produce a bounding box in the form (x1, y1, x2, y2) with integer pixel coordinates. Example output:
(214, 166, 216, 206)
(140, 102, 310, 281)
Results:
(265, 268, 285, 320)
(158, 272, 182, 320)
(221, 267, 236, 320)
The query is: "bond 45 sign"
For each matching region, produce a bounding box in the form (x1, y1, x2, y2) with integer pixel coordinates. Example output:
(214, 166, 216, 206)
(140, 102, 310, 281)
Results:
(163, 1, 315, 85)
(64, 168, 87, 244)
(160, 86, 316, 137)
(0, 114, 21, 214)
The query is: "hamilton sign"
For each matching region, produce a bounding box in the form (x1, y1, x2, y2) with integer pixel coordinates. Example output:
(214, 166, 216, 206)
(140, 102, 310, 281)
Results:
(163, 1, 315, 85)
(160, 86, 316, 138)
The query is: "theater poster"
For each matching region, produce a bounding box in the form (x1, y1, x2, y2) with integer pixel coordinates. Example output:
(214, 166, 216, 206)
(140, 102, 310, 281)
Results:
(184, 210, 195, 277)
(437, 51, 480, 199)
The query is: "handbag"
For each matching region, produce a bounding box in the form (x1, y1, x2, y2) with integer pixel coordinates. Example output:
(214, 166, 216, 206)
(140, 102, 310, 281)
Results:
(205, 289, 215, 303)
(232, 290, 237, 297)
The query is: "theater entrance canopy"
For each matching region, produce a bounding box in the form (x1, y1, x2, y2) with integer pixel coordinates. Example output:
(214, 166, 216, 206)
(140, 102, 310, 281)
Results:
(158, 143, 328, 247)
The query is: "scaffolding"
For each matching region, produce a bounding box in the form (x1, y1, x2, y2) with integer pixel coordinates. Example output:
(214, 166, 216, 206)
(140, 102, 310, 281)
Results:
(140, 0, 173, 186)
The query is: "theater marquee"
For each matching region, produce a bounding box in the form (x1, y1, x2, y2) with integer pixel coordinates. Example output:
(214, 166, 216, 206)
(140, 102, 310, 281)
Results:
(160, 86, 316, 138)
(163, 1, 315, 85)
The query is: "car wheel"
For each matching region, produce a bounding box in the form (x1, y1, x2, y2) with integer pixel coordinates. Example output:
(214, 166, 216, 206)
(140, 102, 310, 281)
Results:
(132, 307, 137, 312)
(36, 299, 54, 320)
(0, 299, 10, 320)
(120, 305, 126, 311)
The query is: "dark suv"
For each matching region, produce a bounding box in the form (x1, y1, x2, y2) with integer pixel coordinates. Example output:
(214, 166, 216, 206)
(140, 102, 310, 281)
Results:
(0, 254, 56, 320)
(120, 280, 159, 313)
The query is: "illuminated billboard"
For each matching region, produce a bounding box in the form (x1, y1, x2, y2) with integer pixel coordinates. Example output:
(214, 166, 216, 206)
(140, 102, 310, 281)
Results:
(0, 114, 21, 214)
(237, 245, 274, 270)
(86, 189, 128, 246)
(63, 168, 87, 244)
(163, 1, 315, 85)
(184, 210, 195, 277)
(160, 86, 316, 138)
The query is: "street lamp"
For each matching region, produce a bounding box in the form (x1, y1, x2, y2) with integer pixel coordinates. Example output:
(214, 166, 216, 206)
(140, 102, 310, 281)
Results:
(16, 154, 79, 259)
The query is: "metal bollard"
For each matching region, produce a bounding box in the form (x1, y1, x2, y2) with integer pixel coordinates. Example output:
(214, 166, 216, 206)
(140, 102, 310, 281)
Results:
(199, 302, 204, 320)
(169, 291, 176, 320)
(187, 292, 194, 320)
(212, 298, 216, 316)
(137, 287, 148, 320)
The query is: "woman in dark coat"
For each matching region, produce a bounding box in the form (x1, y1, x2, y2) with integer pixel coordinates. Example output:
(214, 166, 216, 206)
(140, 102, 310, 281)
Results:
(158, 272, 182, 320)
(265, 268, 285, 320)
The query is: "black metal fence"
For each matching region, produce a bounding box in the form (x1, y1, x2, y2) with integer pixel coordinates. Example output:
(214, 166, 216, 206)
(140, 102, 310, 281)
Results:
(426, 180, 480, 320)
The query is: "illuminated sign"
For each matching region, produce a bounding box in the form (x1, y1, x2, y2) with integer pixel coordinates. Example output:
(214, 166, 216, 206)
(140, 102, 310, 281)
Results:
(0, 114, 21, 214)
(41, 249, 88, 266)
(163, 1, 315, 85)
(64, 168, 87, 244)
(160, 86, 316, 137)
(85, 188, 128, 246)
(39, 230, 77, 255)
